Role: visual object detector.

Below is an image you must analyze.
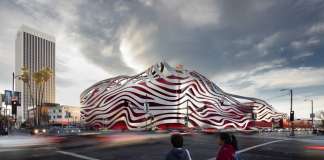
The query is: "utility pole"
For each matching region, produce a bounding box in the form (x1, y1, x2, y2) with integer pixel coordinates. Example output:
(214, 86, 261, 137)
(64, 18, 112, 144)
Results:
(12, 72, 17, 126)
(305, 99, 314, 130)
(311, 100, 314, 129)
(280, 89, 294, 137)
(12, 72, 15, 92)
(290, 89, 295, 137)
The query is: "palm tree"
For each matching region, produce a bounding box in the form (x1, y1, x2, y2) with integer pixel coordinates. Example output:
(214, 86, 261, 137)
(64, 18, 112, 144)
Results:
(18, 67, 35, 125)
(18, 67, 53, 126)
(38, 67, 53, 125)
(32, 71, 43, 126)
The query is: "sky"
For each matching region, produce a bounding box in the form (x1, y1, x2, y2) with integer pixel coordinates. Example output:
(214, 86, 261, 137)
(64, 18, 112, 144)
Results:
(0, 0, 324, 118)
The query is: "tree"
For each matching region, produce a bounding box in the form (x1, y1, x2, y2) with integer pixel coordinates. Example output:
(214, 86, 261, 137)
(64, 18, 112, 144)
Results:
(37, 67, 53, 125)
(18, 67, 35, 125)
(18, 67, 53, 126)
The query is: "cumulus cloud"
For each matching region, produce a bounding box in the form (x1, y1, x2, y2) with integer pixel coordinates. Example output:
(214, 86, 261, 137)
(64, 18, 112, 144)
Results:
(219, 67, 324, 93)
(307, 22, 324, 34)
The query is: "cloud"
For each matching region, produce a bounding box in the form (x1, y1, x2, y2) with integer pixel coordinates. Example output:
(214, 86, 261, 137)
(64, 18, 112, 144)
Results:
(160, 0, 220, 28)
(307, 22, 324, 34)
(0, 0, 324, 113)
(251, 67, 324, 89)
(292, 52, 315, 60)
(218, 66, 324, 102)
(255, 32, 281, 56)
(119, 20, 159, 73)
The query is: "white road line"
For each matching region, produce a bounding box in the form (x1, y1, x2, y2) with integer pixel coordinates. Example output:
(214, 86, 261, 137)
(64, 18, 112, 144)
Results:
(57, 151, 101, 160)
(236, 139, 288, 154)
(0, 148, 22, 152)
(207, 139, 289, 160)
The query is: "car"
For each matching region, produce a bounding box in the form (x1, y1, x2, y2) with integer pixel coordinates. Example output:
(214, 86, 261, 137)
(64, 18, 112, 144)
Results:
(31, 128, 47, 135)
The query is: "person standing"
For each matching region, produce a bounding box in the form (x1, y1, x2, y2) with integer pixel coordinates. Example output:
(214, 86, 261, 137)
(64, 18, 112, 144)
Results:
(166, 133, 192, 160)
(216, 132, 236, 160)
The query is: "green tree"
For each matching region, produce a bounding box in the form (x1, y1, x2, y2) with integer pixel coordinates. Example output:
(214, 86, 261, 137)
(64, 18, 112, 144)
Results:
(18, 67, 53, 126)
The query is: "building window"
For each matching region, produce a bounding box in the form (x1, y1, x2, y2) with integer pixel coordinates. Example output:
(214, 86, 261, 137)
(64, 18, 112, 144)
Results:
(57, 115, 62, 119)
(59, 109, 62, 113)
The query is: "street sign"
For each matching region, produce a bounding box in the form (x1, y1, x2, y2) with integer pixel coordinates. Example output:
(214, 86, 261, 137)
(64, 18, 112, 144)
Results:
(4, 90, 12, 105)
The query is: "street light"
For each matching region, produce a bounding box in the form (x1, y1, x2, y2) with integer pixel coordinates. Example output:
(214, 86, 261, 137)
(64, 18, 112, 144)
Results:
(280, 89, 295, 136)
(304, 98, 314, 130)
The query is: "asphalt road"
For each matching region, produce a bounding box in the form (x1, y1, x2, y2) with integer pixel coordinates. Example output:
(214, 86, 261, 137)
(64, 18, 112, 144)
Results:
(0, 132, 324, 160)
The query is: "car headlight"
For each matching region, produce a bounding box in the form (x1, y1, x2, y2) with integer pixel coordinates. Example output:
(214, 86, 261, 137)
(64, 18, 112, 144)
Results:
(42, 129, 46, 133)
(34, 129, 39, 134)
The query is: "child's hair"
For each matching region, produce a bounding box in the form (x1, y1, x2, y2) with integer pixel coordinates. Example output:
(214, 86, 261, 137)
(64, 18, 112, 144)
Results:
(171, 134, 183, 148)
(219, 132, 238, 151)
(231, 135, 238, 151)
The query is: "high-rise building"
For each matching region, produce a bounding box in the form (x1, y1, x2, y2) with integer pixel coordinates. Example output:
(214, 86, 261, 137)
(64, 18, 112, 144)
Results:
(15, 25, 55, 122)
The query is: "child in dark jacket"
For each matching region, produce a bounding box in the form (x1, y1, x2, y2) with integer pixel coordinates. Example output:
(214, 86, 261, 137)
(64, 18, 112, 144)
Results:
(166, 134, 192, 160)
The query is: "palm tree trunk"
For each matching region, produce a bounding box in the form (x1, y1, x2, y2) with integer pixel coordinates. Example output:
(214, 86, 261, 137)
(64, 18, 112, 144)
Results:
(39, 82, 45, 126)
(27, 83, 35, 126)
(35, 86, 37, 126)
(35, 85, 40, 126)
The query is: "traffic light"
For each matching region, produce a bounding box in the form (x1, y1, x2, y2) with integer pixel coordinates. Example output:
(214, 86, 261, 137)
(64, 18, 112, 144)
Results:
(11, 100, 17, 115)
(290, 111, 294, 121)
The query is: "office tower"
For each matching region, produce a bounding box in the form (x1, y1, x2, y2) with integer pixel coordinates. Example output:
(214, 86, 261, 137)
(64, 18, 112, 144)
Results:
(15, 25, 55, 122)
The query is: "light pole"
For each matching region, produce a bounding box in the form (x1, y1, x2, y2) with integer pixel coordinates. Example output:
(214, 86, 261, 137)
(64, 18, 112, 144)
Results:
(280, 89, 294, 136)
(304, 99, 314, 129)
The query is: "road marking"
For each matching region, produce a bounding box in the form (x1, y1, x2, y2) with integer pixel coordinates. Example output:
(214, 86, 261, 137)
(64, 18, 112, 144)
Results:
(235, 134, 289, 140)
(207, 139, 289, 160)
(236, 139, 288, 154)
(0, 148, 22, 152)
(57, 151, 101, 160)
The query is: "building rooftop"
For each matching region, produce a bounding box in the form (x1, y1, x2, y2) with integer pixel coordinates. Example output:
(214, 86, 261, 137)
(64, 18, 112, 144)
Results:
(18, 25, 55, 42)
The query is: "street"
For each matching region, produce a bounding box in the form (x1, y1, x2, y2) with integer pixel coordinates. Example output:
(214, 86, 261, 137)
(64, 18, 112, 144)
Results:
(0, 131, 324, 160)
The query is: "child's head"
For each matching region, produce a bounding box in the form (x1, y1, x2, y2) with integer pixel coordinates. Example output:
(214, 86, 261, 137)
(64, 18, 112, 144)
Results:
(218, 132, 238, 150)
(171, 133, 183, 148)
(218, 132, 231, 145)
